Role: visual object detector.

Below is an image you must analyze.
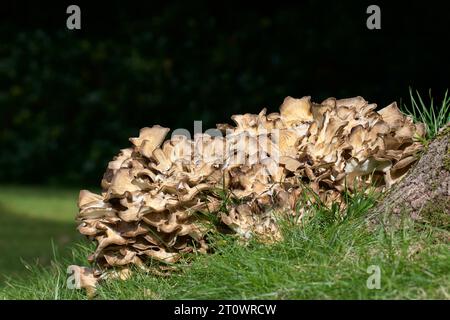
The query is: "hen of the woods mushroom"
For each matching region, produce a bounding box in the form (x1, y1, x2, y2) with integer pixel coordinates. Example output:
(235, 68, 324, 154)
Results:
(75, 96, 425, 290)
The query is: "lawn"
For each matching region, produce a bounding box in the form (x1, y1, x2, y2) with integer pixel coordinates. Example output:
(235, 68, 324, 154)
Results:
(0, 185, 448, 299)
(0, 186, 82, 282)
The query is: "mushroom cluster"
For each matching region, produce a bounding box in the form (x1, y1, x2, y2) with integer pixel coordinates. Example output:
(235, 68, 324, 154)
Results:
(77, 96, 425, 272)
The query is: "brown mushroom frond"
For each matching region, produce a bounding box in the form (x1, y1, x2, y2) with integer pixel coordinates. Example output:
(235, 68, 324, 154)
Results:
(76, 95, 425, 274)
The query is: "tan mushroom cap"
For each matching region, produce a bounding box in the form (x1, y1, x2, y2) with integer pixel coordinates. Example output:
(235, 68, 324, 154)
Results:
(280, 96, 313, 125)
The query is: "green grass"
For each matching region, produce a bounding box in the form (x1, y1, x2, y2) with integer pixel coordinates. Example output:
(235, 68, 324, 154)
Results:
(401, 88, 450, 140)
(0, 186, 82, 282)
(0, 185, 448, 300)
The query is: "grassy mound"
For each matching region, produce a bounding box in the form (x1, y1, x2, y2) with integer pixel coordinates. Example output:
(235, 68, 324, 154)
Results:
(1, 185, 448, 299)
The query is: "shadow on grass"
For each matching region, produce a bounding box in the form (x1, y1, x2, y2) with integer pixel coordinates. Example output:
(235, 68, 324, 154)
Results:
(0, 203, 83, 283)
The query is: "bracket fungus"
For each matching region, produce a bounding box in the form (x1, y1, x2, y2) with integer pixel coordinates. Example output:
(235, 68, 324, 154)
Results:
(76, 95, 425, 291)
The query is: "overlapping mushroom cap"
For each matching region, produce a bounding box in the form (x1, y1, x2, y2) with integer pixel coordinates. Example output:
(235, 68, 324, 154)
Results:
(76, 96, 425, 277)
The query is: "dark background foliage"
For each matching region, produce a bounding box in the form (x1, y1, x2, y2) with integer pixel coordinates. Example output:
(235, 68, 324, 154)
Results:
(0, 1, 449, 186)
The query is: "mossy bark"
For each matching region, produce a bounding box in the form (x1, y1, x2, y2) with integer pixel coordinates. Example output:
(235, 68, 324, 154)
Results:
(369, 124, 450, 227)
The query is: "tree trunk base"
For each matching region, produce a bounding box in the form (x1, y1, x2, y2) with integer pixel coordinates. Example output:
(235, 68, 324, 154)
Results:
(368, 125, 450, 228)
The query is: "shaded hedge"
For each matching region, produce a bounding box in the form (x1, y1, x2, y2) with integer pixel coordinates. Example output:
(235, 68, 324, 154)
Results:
(1, 2, 448, 185)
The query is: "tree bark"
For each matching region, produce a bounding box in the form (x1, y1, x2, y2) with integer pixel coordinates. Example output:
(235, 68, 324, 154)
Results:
(368, 125, 450, 227)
